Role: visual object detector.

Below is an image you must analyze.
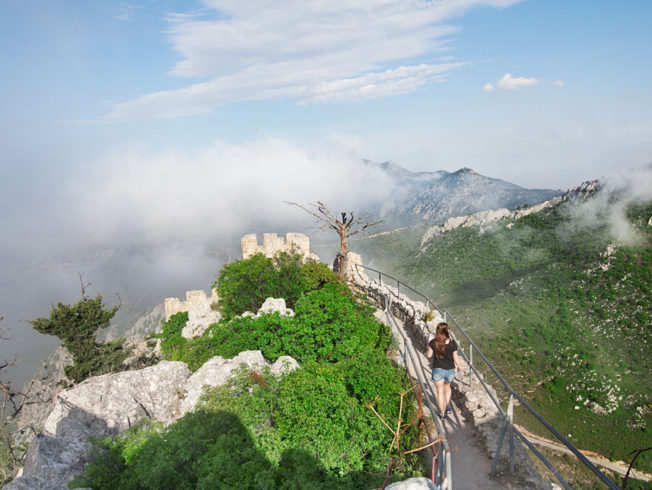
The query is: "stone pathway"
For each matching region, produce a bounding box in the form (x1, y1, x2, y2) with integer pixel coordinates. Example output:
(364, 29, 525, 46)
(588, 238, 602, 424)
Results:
(376, 309, 525, 490)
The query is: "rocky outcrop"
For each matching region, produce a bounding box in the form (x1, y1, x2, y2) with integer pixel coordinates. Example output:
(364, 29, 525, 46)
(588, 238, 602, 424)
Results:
(386, 477, 437, 489)
(420, 179, 600, 248)
(7, 351, 299, 489)
(182, 302, 222, 339)
(12, 347, 73, 450)
(243, 297, 295, 319)
(43, 361, 191, 439)
(180, 351, 298, 413)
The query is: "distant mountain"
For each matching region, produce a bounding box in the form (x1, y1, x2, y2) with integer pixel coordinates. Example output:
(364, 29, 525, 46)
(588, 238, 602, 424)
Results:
(362, 160, 563, 225)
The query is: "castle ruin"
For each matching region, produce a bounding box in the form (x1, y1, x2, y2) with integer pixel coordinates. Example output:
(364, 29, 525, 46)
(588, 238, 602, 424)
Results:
(164, 289, 218, 320)
(163, 233, 319, 320)
(241, 232, 319, 261)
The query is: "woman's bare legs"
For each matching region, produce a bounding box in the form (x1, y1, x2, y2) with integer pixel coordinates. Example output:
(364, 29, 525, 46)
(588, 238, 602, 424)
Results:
(443, 381, 452, 412)
(434, 379, 447, 416)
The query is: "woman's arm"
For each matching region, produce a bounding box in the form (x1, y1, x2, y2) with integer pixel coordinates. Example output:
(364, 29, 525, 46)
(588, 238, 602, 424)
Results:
(453, 350, 463, 373)
(426, 344, 433, 358)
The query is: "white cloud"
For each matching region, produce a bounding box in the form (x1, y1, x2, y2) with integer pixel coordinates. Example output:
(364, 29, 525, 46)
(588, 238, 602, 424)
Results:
(105, 0, 523, 119)
(496, 73, 539, 90)
(483, 82, 495, 92)
(552, 80, 564, 87)
(115, 2, 138, 22)
(58, 138, 395, 247)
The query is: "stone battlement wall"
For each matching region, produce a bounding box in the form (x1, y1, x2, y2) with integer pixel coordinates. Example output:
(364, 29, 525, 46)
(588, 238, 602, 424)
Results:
(164, 232, 318, 321)
(164, 289, 218, 320)
(241, 232, 319, 261)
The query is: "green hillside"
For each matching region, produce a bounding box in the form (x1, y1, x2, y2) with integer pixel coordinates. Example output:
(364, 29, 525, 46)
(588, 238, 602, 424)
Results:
(352, 194, 652, 477)
(69, 254, 428, 489)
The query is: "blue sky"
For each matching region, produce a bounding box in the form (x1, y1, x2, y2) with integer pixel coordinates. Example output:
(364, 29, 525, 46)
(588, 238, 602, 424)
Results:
(1, 0, 651, 255)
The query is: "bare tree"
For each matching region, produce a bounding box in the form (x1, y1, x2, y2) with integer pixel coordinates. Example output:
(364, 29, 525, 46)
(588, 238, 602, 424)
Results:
(0, 317, 27, 484)
(285, 201, 382, 276)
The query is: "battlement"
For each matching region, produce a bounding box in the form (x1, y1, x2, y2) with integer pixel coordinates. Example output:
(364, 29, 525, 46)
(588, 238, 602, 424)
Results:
(241, 232, 319, 261)
(164, 289, 218, 320)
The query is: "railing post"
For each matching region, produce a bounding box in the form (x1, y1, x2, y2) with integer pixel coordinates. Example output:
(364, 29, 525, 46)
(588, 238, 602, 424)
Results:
(470, 344, 474, 388)
(508, 394, 515, 474)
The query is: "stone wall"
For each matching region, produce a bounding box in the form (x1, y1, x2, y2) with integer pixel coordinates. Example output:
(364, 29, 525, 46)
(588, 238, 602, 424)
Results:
(241, 232, 319, 261)
(164, 289, 218, 320)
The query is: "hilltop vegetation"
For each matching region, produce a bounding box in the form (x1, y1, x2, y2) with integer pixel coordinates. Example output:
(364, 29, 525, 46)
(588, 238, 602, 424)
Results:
(71, 253, 426, 489)
(353, 192, 652, 476)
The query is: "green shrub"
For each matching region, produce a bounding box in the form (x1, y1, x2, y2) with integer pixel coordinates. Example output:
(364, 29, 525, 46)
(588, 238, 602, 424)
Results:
(213, 253, 343, 318)
(31, 294, 129, 383)
(72, 366, 420, 489)
(160, 282, 391, 370)
(158, 311, 188, 361)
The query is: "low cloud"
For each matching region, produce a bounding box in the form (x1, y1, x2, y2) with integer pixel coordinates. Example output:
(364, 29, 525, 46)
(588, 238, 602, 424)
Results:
(4, 137, 395, 256)
(551, 80, 564, 87)
(563, 165, 652, 247)
(104, 0, 523, 119)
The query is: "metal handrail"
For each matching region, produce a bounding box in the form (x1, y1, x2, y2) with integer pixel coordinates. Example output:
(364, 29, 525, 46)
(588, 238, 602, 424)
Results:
(381, 293, 452, 488)
(354, 263, 619, 489)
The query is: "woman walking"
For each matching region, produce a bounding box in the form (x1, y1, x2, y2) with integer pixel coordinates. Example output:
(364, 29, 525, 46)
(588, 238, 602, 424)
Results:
(427, 322, 463, 421)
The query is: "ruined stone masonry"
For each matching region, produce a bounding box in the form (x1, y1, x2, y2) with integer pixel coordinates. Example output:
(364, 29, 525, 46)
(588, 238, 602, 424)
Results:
(163, 232, 319, 322)
(241, 232, 319, 261)
(164, 289, 218, 320)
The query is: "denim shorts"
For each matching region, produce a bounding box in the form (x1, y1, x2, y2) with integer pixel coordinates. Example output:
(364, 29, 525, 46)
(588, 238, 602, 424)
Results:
(432, 368, 456, 383)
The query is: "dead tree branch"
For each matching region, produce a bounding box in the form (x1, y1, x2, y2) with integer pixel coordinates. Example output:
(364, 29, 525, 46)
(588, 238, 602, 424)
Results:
(285, 201, 383, 277)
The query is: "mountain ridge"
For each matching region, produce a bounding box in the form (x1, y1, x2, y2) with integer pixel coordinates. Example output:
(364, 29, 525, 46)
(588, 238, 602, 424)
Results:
(362, 159, 563, 225)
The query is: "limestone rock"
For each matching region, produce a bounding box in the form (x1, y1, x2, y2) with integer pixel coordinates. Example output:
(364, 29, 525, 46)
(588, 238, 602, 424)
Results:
(43, 361, 191, 438)
(12, 347, 73, 449)
(11, 350, 300, 489)
(257, 297, 294, 317)
(20, 434, 92, 487)
(182, 303, 222, 339)
(386, 477, 437, 489)
(270, 356, 300, 375)
(2, 475, 72, 490)
(182, 351, 269, 413)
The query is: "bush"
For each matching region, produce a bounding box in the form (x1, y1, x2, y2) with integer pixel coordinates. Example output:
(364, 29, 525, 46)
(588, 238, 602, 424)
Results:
(160, 281, 390, 370)
(158, 311, 188, 361)
(212, 253, 344, 318)
(72, 366, 420, 489)
(31, 294, 129, 383)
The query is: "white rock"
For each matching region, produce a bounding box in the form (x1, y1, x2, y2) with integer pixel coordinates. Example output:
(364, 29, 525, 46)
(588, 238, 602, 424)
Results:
(181, 351, 268, 413)
(43, 361, 191, 438)
(19, 434, 92, 487)
(270, 356, 300, 375)
(386, 477, 437, 489)
(182, 303, 221, 339)
(257, 297, 294, 317)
